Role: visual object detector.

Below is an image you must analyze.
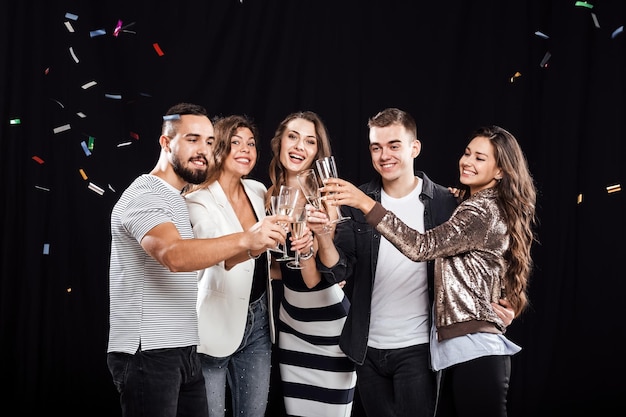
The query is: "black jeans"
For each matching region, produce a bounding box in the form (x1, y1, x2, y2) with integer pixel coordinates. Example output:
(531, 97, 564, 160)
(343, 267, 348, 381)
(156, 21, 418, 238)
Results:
(356, 343, 435, 417)
(107, 345, 209, 417)
(435, 354, 511, 417)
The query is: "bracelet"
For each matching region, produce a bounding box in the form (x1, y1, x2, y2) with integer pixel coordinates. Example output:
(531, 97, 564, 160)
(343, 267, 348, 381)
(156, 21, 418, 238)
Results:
(247, 249, 262, 260)
(299, 247, 314, 261)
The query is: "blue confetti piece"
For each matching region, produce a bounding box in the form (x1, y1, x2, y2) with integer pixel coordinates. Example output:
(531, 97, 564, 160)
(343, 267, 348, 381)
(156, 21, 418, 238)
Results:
(65, 12, 78, 21)
(43, 243, 50, 255)
(90, 29, 106, 38)
(163, 114, 181, 121)
(611, 26, 623, 39)
(81, 141, 92, 156)
(534, 31, 549, 39)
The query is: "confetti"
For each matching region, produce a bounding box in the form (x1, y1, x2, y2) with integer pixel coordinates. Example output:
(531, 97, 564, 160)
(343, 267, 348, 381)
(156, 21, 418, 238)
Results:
(50, 98, 65, 108)
(591, 13, 600, 28)
(53, 124, 71, 134)
(163, 114, 180, 121)
(611, 26, 624, 39)
(69, 46, 79, 63)
(81, 81, 97, 89)
(88, 182, 105, 195)
(539, 51, 552, 68)
(79, 168, 88, 180)
(153, 42, 165, 56)
(65, 12, 78, 20)
(10, 118, 21, 125)
(509, 71, 522, 83)
(64, 21, 75, 33)
(105, 93, 122, 99)
(113, 20, 123, 37)
(77, 112, 86, 118)
(44, 67, 50, 75)
(81, 141, 92, 156)
(35, 185, 51, 192)
(108, 184, 116, 192)
(576, 193, 583, 204)
(67, 287, 72, 293)
(117, 141, 132, 147)
(88, 136, 95, 150)
(534, 31, 549, 39)
(32, 156, 45, 164)
(90, 29, 106, 38)
(130, 131, 139, 140)
(606, 184, 621, 194)
(574, 1, 593, 9)
(43, 243, 50, 255)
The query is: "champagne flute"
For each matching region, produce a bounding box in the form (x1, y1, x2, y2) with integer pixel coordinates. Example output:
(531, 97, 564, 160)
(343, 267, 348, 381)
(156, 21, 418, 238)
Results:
(268, 196, 284, 253)
(315, 155, 351, 224)
(296, 169, 331, 234)
(286, 206, 307, 270)
(274, 185, 300, 262)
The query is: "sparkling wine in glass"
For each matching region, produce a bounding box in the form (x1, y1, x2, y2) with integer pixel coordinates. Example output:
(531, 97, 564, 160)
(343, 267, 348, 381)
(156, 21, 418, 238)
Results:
(286, 206, 307, 270)
(315, 156, 351, 224)
(296, 168, 331, 234)
(274, 185, 300, 261)
(268, 196, 284, 253)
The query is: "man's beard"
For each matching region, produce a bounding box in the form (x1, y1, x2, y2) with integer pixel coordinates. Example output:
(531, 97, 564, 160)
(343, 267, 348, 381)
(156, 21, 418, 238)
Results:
(172, 156, 209, 185)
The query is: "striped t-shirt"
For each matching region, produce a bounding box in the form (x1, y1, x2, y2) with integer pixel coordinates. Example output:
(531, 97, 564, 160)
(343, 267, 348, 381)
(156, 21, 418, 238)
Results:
(108, 174, 200, 354)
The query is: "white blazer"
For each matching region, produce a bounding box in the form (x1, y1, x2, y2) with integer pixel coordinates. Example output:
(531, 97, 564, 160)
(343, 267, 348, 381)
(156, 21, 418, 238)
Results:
(185, 178, 275, 357)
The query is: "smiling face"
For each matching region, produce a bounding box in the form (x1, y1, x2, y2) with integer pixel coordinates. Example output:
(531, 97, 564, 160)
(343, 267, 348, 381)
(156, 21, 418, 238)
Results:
(368, 123, 420, 185)
(459, 135, 502, 194)
(222, 126, 257, 178)
(279, 118, 319, 177)
(167, 114, 215, 185)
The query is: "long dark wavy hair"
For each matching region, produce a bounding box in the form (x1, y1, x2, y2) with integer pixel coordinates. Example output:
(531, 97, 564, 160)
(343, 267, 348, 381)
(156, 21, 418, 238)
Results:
(471, 125, 538, 317)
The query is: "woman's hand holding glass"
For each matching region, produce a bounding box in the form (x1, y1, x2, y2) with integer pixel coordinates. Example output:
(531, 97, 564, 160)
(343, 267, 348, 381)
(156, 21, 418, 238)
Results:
(315, 156, 351, 224)
(296, 168, 332, 234)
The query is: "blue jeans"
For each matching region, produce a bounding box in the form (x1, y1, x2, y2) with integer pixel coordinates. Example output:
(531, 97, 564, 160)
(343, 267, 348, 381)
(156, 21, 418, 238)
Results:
(356, 343, 435, 417)
(200, 292, 271, 417)
(107, 345, 208, 417)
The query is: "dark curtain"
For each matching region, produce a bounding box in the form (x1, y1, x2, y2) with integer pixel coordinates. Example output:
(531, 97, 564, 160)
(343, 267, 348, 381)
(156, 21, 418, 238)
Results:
(1, 1, 624, 415)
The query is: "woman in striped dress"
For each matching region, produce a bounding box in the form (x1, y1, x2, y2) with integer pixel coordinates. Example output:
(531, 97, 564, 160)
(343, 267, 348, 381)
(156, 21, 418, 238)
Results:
(266, 111, 356, 416)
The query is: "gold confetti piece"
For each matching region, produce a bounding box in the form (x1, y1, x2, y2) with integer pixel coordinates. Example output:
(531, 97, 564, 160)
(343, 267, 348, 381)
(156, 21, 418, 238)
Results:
(67, 287, 72, 293)
(510, 71, 522, 83)
(606, 184, 621, 194)
(576, 194, 583, 204)
(79, 168, 88, 180)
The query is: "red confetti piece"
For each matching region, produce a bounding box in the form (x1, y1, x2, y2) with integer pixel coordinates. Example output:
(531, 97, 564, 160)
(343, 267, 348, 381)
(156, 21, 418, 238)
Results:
(114, 20, 123, 37)
(130, 131, 139, 140)
(153, 43, 165, 56)
(32, 156, 45, 164)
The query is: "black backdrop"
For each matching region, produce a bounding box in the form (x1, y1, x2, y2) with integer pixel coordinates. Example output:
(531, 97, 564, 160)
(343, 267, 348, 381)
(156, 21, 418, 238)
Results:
(1, 1, 624, 416)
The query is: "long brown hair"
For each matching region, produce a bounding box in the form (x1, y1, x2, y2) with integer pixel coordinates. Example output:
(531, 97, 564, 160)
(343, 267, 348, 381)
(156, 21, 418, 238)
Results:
(266, 111, 333, 209)
(472, 125, 538, 317)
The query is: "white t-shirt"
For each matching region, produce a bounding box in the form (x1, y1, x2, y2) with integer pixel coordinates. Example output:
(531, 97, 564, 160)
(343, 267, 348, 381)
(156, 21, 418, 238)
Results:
(108, 174, 200, 354)
(368, 178, 430, 349)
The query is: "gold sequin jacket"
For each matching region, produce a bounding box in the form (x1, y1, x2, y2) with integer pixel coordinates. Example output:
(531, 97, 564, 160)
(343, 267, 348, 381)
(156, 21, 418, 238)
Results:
(365, 188, 508, 341)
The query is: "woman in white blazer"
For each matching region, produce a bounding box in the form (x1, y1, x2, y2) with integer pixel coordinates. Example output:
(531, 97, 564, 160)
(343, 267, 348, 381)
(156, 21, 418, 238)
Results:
(185, 115, 310, 417)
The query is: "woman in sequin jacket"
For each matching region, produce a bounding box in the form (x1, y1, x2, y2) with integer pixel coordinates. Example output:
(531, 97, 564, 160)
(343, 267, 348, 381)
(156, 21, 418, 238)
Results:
(321, 125, 537, 417)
